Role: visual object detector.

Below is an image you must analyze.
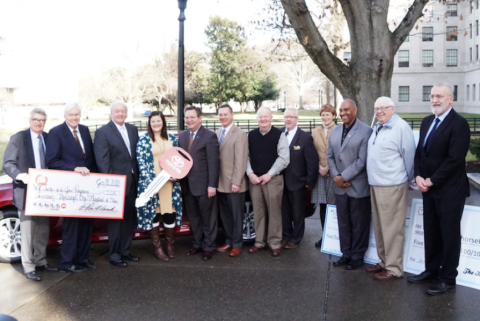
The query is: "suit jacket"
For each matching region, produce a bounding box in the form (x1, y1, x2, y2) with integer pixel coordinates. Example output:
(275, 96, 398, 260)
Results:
(178, 125, 219, 196)
(414, 108, 470, 200)
(327, 119, 372, 198)
(93, 121, 139, 194)
(280, 127, 319, 191)
(46, 122, 97, 172)
(3, 129, 47, 210)
(312, 124, 336, 167)
(216, 124, 248, 193)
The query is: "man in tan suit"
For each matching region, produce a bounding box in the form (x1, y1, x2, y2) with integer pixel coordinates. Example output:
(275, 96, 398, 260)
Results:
(215, 105, 248, 257)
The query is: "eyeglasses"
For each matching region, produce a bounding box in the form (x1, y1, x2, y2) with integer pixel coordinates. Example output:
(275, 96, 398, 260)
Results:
(374, 106, 393, 112)
(31, 118, 46, 124)
(284, 116, 298, 120)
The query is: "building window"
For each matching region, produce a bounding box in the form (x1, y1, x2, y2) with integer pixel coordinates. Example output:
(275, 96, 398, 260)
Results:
(477, 45, 479, 61)
(446, 49, 458, 67)
(467, 85, 470, 101)
(423, 86, 433, 102)
(398, 50, 409, 67)
(422, 27, 433, 41)
(474, 84, 477, 101)
(470, 23, 473, 39)
(477, 0, 479, 9)
(477, 20, 479, 36)
(446, 26, 458, 41)
(446, 3, 458, 17)
(404, 35, 410, 42)
(399, 86, 410, 102)
(470, 47, 473, 62)
(454, 85, 458, 101)
(422, 50, 434, 67)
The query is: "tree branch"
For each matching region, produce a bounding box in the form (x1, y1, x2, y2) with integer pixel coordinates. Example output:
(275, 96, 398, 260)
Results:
(280, 0, 349, 93)
(391, 0, 429, 51)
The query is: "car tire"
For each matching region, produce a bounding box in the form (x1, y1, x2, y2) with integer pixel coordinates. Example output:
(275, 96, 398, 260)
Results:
(0, 207, 22, 263)
(242, 201, 256, 242)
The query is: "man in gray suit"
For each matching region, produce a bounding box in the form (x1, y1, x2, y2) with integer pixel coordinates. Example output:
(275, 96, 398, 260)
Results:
(327, 99, 373, 270)
(94, 102, 140, 268)
(3, 108, 58, 281)
(178, 106, 220, 261)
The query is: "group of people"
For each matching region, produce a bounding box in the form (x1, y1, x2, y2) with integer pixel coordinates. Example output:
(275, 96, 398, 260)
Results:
(315, 82, 470, 296)
(3, 82, 470, 297)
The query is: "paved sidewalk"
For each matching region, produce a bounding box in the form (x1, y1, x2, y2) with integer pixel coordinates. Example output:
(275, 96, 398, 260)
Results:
(1, 188, 479, 321)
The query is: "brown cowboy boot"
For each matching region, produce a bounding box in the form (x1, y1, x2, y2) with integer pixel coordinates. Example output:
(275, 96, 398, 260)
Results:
(150, 226, 169, 262)
(164, 227, 176, 258)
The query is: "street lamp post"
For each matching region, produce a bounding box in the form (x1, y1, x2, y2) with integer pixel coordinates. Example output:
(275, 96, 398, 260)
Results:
(284, 91, 286, 109)
(318, 89, 321, 108)
(177, 0, 188, 132)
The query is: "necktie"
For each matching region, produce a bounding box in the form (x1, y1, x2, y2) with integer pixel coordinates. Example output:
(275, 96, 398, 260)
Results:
(188, 131, 194, 151)
(120, 126, 131, 156)
(218, 129, 226, 146)
(73, 130, 85, 158)
(424, 118, 440, 151)
(38, 135, 46, 169)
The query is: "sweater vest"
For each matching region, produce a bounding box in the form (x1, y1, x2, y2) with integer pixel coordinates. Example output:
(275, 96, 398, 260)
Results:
(248, 126, 282, 176)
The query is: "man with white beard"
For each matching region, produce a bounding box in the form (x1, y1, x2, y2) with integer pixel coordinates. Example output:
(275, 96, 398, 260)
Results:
(408, 82, 470, 296)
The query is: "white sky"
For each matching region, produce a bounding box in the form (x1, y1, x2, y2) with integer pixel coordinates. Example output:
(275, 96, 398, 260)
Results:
(0, 0, 270, 99)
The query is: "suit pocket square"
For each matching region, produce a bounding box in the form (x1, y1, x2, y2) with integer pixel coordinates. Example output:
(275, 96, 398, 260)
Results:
(293, 146, 301, 150)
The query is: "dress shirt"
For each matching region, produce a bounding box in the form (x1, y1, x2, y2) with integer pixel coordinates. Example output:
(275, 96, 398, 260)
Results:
(30, 129, 44, 169)
(246, 126, 290, 177)
(221, 122, 234, 136)
(66, 124, 85, 152)
(341, 119, 356, 145)
(423, 107, 452, 146)
(285, 126, 298, 146)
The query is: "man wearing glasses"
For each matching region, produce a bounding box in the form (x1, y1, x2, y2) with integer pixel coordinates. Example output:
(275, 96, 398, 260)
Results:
(366, 97, 415, 280)
(280, 107, 318, 249)
(3, 108, 58, 281)
(408, 82, 470, 295)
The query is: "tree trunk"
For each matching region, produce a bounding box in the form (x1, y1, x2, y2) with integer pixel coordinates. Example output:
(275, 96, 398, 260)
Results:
(281, 0, 429, 123)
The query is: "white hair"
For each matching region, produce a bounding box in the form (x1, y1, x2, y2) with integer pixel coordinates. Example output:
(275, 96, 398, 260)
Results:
(374, 96, 395, 108)
(434, 82, 455, 96)
(30, 108, 47, 120)
(110, 101, 128, 114)
(64, 102, 81, 115)
(256, 106, 272, 116)
(283, 107, 298, 116)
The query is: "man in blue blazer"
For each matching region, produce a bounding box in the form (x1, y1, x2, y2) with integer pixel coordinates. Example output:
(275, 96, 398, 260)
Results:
(3, 108, 57, 281)
(46, 103, 97, 273)
(281, 107, 319, 248)
(408, 82, 470, 295)
(94, 102, 140, 267)
(327, 99, 373, 271)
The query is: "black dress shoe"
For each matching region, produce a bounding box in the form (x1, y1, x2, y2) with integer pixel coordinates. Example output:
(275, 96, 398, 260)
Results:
(109, 260, 128, 268)
(427, 281, 455, 296)
(77, 260, 97, 270)
(59, 265, 84, 273)
(314, 238, 322, 248)
(25, 271, 42, 281)
(345, 259, 364, 270)
(122, 254, 140, 262)
(202, 251, 213, 261)
(186, 247, 202, 256)
(36, 264, 58, 272)
(407, 271, 438, 284)
(333, 257, 350, 267)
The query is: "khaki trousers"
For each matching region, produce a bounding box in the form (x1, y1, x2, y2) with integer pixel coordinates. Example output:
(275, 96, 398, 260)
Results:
(249, 175, 283, 250)
(370, 182, 408, 276)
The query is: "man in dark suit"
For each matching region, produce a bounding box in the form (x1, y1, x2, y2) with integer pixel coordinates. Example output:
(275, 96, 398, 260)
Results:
(178, 106, 219, 261)
(327, 99, 373, 271)
(94, 102, 140, 267)
(46, 103, 97, 273)
(408, 82, 470, 295)
(281, 107, 318, 249)
(3, 108, 57, 281)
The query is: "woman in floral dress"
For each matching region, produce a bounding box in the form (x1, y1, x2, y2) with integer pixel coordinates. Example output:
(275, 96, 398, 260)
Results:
(136, 111, 182, 261)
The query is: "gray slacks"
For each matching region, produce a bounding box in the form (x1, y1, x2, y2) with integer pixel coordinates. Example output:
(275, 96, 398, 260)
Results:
(19, 210, 50, 273)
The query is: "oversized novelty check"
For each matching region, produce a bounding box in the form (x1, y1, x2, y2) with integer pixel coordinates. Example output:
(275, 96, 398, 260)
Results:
(25, 169, 126, 219)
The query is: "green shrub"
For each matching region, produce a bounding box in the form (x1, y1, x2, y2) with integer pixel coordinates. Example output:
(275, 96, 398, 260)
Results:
(470, 138, 480, 160)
